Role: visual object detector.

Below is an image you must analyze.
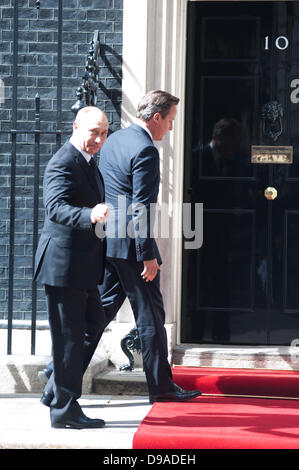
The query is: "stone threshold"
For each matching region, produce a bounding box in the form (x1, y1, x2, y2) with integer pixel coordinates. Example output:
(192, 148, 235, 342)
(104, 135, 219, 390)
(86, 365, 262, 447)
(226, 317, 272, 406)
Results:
(172, 343, 299, 371)
(93, 343, 299, 395)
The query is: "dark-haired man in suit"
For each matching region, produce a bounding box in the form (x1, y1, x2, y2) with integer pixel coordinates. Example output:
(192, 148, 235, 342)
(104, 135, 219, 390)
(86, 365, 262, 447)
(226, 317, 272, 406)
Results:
(98, 90, 202, 404)
(34, 106, 110, 429)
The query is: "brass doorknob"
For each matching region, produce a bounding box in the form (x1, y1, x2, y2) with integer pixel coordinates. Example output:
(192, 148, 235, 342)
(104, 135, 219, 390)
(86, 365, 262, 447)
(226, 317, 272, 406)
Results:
(264, 187, 277, 200)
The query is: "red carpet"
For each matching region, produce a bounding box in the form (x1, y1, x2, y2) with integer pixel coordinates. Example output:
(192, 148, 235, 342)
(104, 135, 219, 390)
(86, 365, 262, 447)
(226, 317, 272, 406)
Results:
(172, 366, 299, 399)
(133, 367, 299, 449)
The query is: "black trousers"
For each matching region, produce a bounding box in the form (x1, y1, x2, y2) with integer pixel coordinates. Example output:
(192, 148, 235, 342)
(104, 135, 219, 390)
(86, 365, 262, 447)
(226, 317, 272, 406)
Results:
(44, 285, 106, 423)
(99, 258, 174, 396)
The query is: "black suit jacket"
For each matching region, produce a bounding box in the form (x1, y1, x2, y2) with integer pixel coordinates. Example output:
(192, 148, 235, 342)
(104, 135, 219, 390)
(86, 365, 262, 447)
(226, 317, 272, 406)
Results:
(99, 123, 162, 264)
(33, 141, 106, 289)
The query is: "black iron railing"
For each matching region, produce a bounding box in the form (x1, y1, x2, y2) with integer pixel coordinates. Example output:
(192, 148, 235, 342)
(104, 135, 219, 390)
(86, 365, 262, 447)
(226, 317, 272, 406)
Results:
(1, 0, 102, 354)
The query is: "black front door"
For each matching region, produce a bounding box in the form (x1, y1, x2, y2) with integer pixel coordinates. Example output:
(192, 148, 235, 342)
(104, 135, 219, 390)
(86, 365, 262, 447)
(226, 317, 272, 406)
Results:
(182, 1, 299, 345)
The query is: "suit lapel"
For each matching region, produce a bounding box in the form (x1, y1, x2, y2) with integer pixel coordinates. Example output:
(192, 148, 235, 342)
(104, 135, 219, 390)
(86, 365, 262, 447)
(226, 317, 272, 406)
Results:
(90, 157, 105, 201)
(65, 141, 105, 201)
(75, 150, 104, 202)
(98, 169, 105, 200)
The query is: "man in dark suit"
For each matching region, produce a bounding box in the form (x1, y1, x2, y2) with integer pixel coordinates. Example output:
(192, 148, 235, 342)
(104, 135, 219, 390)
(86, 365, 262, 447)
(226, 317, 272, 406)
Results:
(33, 106, 110, 429)
(98, 90, 202, 404)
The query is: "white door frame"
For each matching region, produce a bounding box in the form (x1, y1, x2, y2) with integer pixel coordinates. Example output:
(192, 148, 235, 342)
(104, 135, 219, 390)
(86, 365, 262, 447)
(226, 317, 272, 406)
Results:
(121, 0, 189, 346)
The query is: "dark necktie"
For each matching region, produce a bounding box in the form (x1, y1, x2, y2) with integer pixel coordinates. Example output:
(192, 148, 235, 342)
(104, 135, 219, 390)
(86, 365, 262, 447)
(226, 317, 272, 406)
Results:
(89, 157, 104, 200)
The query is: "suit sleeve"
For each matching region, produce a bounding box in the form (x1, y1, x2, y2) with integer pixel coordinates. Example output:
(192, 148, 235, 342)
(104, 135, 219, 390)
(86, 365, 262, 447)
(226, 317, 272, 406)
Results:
(131, 145, 160, 261)
(43, 157, 93, 231)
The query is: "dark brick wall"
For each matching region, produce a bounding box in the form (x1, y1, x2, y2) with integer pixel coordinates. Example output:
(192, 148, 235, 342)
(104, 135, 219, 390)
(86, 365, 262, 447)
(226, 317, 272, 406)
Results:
(0, 0, 123, 321)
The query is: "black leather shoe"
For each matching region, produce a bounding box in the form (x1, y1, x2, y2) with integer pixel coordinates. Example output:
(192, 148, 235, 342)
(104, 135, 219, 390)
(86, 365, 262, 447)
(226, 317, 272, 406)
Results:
(173, 383, 201, 395)
(149, 387, 202, 404)
(38, 367, 52, 384)
(51, 415, 105, 429)
(40, 391, 54, 407)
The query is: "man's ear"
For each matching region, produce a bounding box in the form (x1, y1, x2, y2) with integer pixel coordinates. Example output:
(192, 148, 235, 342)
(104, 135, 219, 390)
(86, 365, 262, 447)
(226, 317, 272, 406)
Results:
(153, 112, 160, 122)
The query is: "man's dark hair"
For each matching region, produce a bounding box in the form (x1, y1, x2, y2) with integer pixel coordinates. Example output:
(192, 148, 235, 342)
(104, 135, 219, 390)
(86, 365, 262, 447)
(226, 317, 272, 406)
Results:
(136, 90, 180, 122)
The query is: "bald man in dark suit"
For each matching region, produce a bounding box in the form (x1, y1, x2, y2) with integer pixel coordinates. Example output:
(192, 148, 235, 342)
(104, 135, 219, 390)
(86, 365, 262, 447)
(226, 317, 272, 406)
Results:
(34, 107, 109, 429)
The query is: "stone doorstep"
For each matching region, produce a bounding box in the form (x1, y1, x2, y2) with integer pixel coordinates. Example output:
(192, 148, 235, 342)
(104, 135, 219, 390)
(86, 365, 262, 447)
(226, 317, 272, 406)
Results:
(172, 344, 299, 371)
(94, 344, 299, 396)
(92, 367, 148, 395)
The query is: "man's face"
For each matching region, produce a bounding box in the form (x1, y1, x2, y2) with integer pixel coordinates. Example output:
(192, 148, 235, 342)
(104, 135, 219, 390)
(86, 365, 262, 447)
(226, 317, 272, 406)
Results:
(73, 112, 109, 155)
(151, 105, 177, 141)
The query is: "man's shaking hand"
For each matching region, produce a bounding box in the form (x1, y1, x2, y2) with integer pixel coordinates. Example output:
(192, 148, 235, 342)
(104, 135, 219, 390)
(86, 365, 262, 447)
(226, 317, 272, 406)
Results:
(90, 203, 110, 224)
